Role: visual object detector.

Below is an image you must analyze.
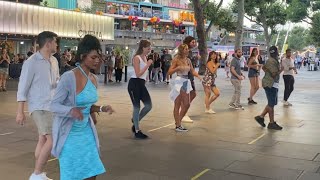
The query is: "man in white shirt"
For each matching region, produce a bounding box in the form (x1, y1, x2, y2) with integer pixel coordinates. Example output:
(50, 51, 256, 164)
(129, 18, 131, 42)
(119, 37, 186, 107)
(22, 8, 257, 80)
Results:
(16, 31, 59, 180)
(281, 49, 297, 106)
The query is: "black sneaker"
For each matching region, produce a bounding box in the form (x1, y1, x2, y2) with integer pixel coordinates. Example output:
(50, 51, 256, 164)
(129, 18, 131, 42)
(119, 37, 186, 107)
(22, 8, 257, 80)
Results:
(248, 98, 257, 105)
(255, 116, 266, 127)
(135, 131, 149, 139)
(267, 122, 283, 130)
(131, 125, 135, 133)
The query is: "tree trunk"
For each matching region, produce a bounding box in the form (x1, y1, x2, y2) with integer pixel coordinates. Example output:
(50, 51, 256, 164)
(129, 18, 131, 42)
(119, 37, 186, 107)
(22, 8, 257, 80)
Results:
(262, 21, 271, 57)
(234, 0, 244, 50)
(192, 0, 208, 75)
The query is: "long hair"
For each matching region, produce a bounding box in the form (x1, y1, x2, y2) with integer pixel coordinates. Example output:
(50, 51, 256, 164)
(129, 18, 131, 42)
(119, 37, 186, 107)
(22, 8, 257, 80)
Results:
(250, 48, 258, 58)
(134, 40, 151, 56)
(207, 51, 219, 64)
(183, 36, 195, 48)
(176, 44, 188, 60)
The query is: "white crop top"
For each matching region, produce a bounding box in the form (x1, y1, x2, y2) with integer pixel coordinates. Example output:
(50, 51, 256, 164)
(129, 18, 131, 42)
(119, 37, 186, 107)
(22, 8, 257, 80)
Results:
(131, 55, 148, 80)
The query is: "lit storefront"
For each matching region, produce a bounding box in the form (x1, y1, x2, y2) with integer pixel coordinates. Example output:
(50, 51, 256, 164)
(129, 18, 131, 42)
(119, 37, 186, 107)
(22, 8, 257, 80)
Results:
(0, 1, 114, 54)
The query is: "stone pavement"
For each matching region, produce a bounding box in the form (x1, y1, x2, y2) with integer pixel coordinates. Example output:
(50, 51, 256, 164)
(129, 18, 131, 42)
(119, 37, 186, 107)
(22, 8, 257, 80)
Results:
(0, 66, 320, 180)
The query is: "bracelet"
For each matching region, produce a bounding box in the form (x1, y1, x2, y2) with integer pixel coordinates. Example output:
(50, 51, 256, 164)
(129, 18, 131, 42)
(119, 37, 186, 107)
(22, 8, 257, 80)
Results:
(99, 106, 104, 112)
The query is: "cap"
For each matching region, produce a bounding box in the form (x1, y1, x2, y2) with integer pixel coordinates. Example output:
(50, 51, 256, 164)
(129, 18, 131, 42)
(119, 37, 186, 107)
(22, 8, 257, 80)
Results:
(269, 46, 278, 54)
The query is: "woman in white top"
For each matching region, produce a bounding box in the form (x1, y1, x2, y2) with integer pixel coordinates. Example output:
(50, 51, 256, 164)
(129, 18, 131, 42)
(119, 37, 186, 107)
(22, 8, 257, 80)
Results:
(168, 44, 201, 132)
(127, 40, 153, 139)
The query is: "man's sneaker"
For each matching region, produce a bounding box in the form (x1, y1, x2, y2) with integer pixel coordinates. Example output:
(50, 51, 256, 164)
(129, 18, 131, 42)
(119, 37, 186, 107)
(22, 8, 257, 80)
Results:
(29, 172, 52, 180)
(236, 105, 245, 110)
(175, 126, 188, 132)
(267, 122, 283, 130)
(283, 101, 292, 106)
(229, 103, 237, 109)
(205, 109, 216, 114)
(134, 131, 149, 139)
(254, 116, 266, 127)
(248, 98, 257, 105)
(182, 115, 193, 123)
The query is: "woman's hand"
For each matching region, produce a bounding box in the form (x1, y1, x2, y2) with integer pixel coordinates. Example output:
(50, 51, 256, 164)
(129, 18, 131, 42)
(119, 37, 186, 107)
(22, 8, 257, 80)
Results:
(103, 105, 115, 115)
(71, 107, 85, 120)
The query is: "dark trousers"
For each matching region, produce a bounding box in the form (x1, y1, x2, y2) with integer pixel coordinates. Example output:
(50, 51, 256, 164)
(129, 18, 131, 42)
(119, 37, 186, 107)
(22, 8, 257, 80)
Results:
(283, 75, 294, 101)
(115, 68, 123, 82)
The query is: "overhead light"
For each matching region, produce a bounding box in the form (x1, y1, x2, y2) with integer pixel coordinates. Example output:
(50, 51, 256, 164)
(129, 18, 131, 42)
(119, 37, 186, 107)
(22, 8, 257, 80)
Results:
(20, 41, 24, 45)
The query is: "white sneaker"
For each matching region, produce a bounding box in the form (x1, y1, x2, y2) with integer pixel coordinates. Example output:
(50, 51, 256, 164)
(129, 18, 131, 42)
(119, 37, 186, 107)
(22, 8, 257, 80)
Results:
(283, 101, 292, 106)
(182, 115, 193, 123)
(205, 109, 216, 114)
(175, 126, 188, 132)
(29, 172, 52, 180)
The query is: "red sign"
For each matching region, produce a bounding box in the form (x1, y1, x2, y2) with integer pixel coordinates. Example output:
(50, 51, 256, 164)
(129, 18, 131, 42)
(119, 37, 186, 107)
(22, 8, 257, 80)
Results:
(168, 3, 187, 9)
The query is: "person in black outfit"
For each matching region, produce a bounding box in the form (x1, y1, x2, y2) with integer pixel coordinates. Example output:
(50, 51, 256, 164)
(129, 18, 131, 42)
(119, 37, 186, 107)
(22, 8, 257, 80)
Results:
(161, 49, 172, 84)
(114, 52, 124, 82)
(27, 46, 34, 58)
(128, 40, 153, 139)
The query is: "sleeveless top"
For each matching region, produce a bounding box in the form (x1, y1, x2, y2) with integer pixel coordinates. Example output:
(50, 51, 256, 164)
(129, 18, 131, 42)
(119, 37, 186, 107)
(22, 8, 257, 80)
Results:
(131, 55, 148, 80)
(177, 58, 191, 77)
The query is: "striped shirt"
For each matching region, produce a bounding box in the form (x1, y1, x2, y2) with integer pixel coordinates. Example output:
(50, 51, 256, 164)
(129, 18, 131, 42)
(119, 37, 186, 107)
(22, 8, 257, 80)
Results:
(17, 52, 59, 113)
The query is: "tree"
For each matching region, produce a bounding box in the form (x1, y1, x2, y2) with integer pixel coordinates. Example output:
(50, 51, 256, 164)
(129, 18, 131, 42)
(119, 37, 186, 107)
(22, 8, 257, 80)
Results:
(286, 0, 320, 46)
(235, 0, 244, 50)
(191, 0, 225, 74)
(287, 26, 309, 50)
(233, 0, 287, 50)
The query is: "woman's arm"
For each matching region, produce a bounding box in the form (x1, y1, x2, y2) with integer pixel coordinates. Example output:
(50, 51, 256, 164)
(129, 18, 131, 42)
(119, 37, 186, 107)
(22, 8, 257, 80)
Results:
(167, 59, 180, 76)
(247, 57, 259, 68)
(207, 61, 219, 74)
(133, 56, 151, 78)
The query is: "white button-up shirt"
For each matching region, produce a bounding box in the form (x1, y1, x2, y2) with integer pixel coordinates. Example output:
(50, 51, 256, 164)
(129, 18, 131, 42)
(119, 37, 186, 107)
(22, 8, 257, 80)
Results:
(17, 52, 60, 113)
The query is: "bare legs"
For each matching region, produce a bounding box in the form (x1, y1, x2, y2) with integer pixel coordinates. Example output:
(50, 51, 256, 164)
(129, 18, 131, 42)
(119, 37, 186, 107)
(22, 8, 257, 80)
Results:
(34, 134, 52, 174)
(174, 91, 190, 127)
(249, 77, 259, 101)
(203, 85, 220, 110)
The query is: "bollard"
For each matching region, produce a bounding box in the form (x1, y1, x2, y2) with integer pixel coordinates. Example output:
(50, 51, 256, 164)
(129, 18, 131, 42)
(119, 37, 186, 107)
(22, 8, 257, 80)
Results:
(104, 65, 108, 84)
(125, 65, 128, 82)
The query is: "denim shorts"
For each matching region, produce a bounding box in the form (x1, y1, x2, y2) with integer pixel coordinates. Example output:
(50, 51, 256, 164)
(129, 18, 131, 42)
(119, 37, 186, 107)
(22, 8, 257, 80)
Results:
(264, 87, 278, 107)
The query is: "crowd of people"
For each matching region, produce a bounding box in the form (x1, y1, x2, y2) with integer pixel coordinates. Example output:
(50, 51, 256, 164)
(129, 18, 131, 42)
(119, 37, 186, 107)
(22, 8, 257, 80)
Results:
(14, 31, 304, 180)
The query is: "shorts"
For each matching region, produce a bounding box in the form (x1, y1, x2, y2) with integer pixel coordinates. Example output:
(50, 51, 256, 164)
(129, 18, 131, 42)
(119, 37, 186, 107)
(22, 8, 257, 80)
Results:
(248, 69, 259, 78)
(0, 68, 9, 75)
(31, 110, 53, 135)
(264, 87, 278, 107)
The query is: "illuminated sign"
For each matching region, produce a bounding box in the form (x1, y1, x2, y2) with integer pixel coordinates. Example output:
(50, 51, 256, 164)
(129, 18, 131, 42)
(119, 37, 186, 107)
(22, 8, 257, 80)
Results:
(0, 1, 114, 40)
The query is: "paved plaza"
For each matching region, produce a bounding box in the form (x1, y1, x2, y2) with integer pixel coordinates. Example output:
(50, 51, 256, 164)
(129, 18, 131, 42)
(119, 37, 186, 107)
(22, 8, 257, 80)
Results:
(0, 67, 320, 180)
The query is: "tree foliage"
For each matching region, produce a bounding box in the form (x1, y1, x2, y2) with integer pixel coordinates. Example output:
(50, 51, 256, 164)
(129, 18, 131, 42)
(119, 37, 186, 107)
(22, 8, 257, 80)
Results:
(232, 0, 287, 49)
(286, 0, 320, 46)
(203, 2, 237, 34)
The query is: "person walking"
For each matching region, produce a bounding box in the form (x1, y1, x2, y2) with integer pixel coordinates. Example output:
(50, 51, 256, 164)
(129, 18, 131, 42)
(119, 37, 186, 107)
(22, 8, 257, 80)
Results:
(0, 48, 10, 91)
(229, 49, 245, 110)
(16, 31, 59, 180)
(168, 44, 201, 132)
(202, 51, 220, 114)
(247, 48, 262, 104)
(281, 49, 297, 106)
(51, 34, 114, 180)
(181, 36, 198, 123)
(114, 52, 124, 82)
(128, 40, 153, 139)
(254, 46, 283, 130)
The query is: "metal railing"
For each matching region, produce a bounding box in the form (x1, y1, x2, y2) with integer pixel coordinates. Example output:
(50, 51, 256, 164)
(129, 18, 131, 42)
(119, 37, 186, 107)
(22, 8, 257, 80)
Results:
(114, 30, 186, 41)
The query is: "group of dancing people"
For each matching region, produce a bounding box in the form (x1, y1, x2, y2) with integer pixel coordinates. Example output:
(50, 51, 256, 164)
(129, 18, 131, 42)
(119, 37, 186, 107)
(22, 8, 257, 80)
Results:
(15, 31, 295, 179)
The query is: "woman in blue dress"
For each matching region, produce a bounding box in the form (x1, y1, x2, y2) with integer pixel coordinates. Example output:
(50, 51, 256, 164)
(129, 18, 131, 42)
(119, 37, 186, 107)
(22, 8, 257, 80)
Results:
(51, 35, 115, 180)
